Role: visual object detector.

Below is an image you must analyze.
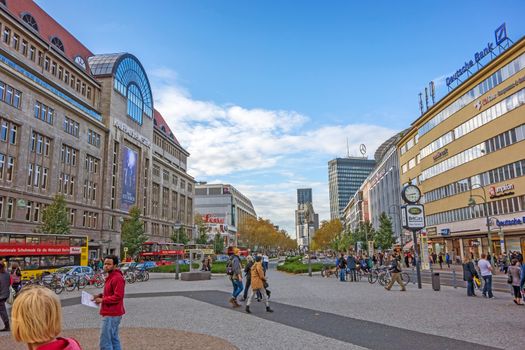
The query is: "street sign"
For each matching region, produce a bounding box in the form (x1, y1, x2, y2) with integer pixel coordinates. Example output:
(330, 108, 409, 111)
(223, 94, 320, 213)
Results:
(123, 247, 128, 252)
(402, 204, 425, 229)
(368, 241, 374, 257)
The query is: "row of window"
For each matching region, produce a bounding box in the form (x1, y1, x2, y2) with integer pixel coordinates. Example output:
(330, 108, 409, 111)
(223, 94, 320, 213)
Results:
(83, 180, 97, 202)
(27, 164, 48, 190)
(84, 155, 99, 174)
(82, 211, 98, 228)
(87, 129, 101, 147)
(1, 21, 92, 101)
(0, 119, 17, 145)
(61, 145, 78, 166)
(34, 101, 54, 125)
(420, 124, 525, 182)
(424, 159, 525, 203)
(0, 80, 21, 109)
(401, 154, 421, 174)
(427, 195, 525, 227)
(152, 165, 192, 192)
(418, 52, 525, 137)
(58, 173, 75, 196)
(153, 132, 188, 165)
(25, 201, 44, 223)
(399, 134, 419, 155)
(0, 196, 14, 219)
(63, 117, 79, 137)
(421, 86, 525, 159)
(30, 131, 51, 156)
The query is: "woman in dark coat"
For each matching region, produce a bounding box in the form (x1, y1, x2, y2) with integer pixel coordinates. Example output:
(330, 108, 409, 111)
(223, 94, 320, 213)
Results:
(462, 257, 478, 296)
(241, 256, 254, 301)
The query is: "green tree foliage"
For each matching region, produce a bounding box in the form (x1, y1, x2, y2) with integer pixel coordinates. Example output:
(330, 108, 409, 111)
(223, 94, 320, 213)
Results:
(194, 213, 209, 244)
(349, 221, 375, 249)
(213, 233, 225, 254)
(170, 226, 190, 245)
(121, 207, 148, 258)
(40, 194, 70, 235)
(373, 212, 395, 250)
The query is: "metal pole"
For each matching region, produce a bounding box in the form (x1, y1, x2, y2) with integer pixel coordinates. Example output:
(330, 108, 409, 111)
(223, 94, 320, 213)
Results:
(308, 224, 312, 277)
(412, 230, 422, 289)
(175, 253, 180, 280)
(484, 202, 494, 266)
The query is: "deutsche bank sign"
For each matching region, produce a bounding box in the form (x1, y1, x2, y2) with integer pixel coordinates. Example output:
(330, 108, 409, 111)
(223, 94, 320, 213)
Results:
(446, 23, 509, 87)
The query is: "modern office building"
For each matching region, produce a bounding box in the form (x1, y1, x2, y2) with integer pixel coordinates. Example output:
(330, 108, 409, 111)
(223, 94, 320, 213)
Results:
(194, 183, 257, 246)
(398, 26, 525, 259)
(328, 157, 376, 220)
(297, 188, 312, 205)
(0, 0, 194, 259)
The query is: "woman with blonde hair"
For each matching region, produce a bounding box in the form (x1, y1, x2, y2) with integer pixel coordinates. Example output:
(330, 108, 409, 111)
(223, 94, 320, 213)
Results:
(11, 285, 82, 349)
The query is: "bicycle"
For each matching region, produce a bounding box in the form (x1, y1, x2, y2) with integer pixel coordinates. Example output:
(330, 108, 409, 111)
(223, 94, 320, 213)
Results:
(82, 272, 105, 288)
(64, 274, 88, 292)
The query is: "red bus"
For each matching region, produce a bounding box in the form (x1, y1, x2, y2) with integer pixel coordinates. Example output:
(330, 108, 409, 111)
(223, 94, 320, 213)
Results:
(139, 242, 184, 265)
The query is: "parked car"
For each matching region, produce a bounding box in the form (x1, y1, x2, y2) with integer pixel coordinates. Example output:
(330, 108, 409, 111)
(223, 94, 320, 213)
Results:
(49, 266, 94, 282)
(118, 262, 137, 273)
(134, 261, 156, 270)
(215, 255, 230, 262)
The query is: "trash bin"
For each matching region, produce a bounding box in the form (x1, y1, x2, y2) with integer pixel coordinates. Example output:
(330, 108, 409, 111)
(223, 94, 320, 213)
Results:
(432, 273, 440, 291)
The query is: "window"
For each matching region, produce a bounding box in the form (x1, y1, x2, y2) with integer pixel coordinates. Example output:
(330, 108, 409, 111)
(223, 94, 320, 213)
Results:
(37, 51, 43, 66)
(29, 45, 35, 61)
(63, 117, 79, 137)
(9, 124, 16, 145)
(85, 155, 99, 173)
(0, 80, 21, 108)
(12, 34, 19, 50)
(127, 84, 143, 124)
(50, 37, 64, 52)
(51, 61, 57, 75)
(74, 56, 86, 69)
(87, 129, 101, 147)
(21, 13, 39, 31)
(0, 153, 4, 180)
(42, 168, 48, 189)
(64, 70, 69, 84)
(87, 87, 91, 100)
(6, 156, 14, 181)
(20, 39, 27, 55)
(58, 66, 63, 80)
(61, 145, 78, 166)
(44, 56, 50, 71)
(2, 27, 10, 44)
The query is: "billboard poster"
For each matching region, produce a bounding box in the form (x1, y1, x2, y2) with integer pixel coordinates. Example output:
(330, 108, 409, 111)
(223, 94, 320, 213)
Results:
(121, 146, 138, 211)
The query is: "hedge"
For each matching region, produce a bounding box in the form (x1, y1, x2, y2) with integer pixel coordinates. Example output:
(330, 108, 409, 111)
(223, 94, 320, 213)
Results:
(277, 261, 334, 274)
(150, 261, 227, 274)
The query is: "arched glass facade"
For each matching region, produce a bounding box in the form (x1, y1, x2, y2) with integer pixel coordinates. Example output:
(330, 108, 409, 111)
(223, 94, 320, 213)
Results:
(114, 56, 153, 124)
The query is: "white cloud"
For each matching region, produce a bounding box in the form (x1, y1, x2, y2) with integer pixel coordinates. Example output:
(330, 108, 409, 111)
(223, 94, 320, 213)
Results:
(151, 69, 398, 233)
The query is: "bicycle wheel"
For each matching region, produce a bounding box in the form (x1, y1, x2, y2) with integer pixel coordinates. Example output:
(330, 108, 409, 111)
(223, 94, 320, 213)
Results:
(321, 266, 327, 277)
(94, 275, 105, 288)
(401, 272, 410, 284)
(143, 271, 149, 281)
(126, 273, 136, 284)
(78, 277, 88, 289)
(53, 282, 64, 295)
(368, 271, 378, 284)
(64, 276, 77, 292)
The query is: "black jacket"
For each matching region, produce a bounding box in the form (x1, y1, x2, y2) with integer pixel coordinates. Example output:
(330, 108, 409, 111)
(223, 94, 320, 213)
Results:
(0, 271, 10, 299)
(462, 262, 478, 281)
(244, 261, 254, 279)
(389, 259, 401, 273)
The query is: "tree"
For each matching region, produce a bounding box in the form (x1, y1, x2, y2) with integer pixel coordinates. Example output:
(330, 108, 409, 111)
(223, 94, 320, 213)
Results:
(40, 194, 70, 235)
(213, 233, 225, 254)
(194, 213, 209, 244)
(121, 207, 148, 258)
(374, 212, 395, 250)
(171, 226, 190, 245)
(311, 219, 342, 251)
(238, 217, 296, 252)
(349, 221, 375, 251)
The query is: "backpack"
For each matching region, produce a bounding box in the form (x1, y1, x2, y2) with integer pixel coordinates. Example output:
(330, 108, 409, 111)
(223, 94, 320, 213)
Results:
(226, 256, 236, 276)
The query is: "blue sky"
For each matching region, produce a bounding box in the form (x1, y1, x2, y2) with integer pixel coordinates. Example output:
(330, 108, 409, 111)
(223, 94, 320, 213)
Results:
(36, 0, 525, 234)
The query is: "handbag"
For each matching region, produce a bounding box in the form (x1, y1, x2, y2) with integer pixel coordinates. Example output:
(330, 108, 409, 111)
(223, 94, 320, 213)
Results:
(473, 276, 481, 288)
(6, 286, 15, 305)
(507, 273, 513, 284)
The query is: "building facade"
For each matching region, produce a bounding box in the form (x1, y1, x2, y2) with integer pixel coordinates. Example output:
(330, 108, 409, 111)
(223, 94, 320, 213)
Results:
(297, 188, 312, 205)
(0, 1, 194, 259)
(194, 183, 257, 246)
(294, 188, 319, 249)
(398, 32, 525, 259)
(329, 157, 376, 220)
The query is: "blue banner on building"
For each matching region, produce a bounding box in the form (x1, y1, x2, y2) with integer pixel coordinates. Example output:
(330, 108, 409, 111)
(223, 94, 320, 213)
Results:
(121, 146, 138, 211)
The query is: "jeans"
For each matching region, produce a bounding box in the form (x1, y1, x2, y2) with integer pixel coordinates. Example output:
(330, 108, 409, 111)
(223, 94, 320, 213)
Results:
(348, 268, 357, 282)
(482, 275, 493, 298)
(100, 316, 122, 350)
(232, 279, 243, 298)
(466, 280, 475, 296)
(339, 268, 346, 281)
(243, 278, 251, 299)
(0, 298, 8, 329)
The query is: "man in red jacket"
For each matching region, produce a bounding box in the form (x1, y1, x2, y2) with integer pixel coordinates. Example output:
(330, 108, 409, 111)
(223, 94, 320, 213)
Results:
(93, 255, 125, 350)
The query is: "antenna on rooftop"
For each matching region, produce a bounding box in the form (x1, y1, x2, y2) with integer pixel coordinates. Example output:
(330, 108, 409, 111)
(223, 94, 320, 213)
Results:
(346, 137, 350, 158)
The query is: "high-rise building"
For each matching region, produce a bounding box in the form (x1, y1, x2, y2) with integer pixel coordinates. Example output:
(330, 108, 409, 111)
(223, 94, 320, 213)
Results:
(297, 188, 312, 205)
(329, 157, 376, 220)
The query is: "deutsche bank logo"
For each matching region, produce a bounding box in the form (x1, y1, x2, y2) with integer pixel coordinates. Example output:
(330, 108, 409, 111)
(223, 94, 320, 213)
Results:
(495, 23, 508, 46)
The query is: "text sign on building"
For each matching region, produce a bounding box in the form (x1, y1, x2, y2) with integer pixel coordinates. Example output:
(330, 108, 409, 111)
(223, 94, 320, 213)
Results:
(401, 204, 426, 230)
(202, 214, 225, 224)
(496, 216, 525, 227)
(114, 120, 151, 148)
(446, 23, 509, 88)
(489, 184, 515, 198)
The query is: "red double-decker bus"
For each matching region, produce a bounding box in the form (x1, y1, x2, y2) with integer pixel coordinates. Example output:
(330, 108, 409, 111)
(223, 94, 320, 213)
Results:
(139, 242, 184, 265)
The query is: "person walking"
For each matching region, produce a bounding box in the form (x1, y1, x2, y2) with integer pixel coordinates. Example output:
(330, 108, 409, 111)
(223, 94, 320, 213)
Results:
(262, 253, 269, 272)
(385, 253, 406, 292)
(227, 248, 243, 307)
(346, 253, 357, 282)
(507, 259, 523, 305)
(245, 256, 273, 314)
(462, 257, 478, 296)
(478, 253, 494, 299)
(445, 252, 451, 268)
(0, 262, 10, 332)
(10, 262, 22, 294)
(93, 255, 126, 350)
(241, 256, 254, 301)
(438, 253, 444, 269)
(338, 253, 347, 282)
(11, 285, 82, 349)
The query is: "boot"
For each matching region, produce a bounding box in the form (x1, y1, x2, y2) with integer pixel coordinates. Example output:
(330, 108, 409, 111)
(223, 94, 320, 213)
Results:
(266, 306, 274, 313)
(245, 306, 251, 313)
(0, 324, 9, 332)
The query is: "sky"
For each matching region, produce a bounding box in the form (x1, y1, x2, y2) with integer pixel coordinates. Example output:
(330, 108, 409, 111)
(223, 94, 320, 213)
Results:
(36, 0, 525, 235)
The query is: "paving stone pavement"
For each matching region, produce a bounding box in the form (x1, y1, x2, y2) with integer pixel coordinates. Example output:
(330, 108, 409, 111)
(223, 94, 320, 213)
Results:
(1, 266, 523, 349)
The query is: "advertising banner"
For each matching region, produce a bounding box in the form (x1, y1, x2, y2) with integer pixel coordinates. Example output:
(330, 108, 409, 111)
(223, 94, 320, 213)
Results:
(121, 146, 138, 211)
(0, 244, 80, 256)
(419, 233, 430, 271)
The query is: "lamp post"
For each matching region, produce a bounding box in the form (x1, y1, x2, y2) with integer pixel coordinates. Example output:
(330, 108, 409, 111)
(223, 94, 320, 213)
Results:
(307, 222, 313, 277)
(468, 184, 494, 266)
(173, 221, 182, 280)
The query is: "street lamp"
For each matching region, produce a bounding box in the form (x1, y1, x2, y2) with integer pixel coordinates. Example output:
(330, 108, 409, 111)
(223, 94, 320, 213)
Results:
(468, 184, 494, 266)
(173, 221, 182, 280)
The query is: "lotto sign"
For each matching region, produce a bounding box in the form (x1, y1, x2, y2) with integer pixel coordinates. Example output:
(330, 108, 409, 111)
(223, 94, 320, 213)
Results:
(402, 205, 426, 230)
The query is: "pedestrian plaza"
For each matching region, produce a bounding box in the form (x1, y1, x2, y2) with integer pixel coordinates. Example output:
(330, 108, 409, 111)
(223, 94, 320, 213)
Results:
(0, 266, 522, 350)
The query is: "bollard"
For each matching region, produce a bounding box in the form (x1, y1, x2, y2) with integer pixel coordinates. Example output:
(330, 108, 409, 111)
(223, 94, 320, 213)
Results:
(452, 269, 457, 288)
